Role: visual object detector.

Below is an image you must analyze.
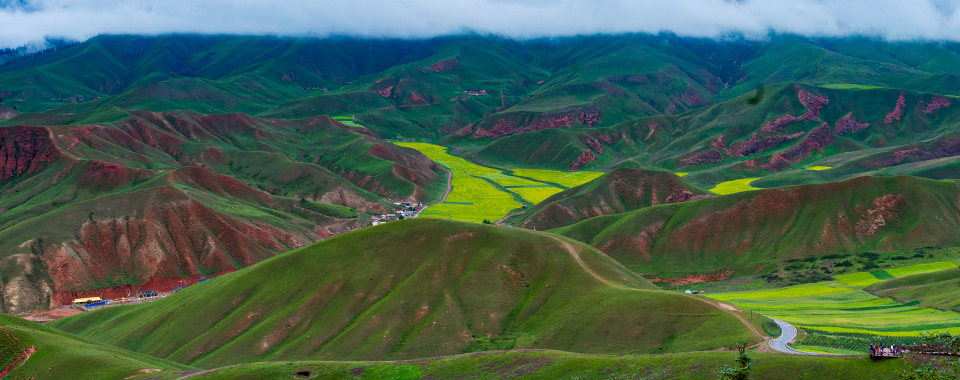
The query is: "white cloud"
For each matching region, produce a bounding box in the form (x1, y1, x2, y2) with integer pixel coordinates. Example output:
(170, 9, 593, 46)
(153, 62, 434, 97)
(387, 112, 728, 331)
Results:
(1, 0, 959, 47)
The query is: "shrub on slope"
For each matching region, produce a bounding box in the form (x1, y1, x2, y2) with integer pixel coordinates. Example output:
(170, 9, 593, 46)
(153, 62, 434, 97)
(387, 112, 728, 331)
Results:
(554, 176, 960, 280)
(50, 218, 754, 368)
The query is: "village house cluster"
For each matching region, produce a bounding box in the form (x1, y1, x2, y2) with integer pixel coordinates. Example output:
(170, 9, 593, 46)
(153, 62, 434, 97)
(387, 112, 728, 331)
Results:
(370, 201, 423, 226)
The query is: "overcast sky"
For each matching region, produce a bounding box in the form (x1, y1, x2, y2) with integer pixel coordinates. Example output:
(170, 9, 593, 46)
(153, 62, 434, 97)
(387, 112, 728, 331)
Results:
(1, 0, 960, 48)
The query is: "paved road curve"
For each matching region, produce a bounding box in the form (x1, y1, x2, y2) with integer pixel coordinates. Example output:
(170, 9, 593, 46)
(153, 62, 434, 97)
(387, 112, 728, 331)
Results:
(769, 319, 820, 355)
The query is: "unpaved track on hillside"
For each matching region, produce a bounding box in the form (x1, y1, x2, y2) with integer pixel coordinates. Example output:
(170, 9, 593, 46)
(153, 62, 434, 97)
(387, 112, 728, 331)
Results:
(548, 236, 621, 288)
(547, 235, 764, 341)
(440, 168, 452, 202)
(495, 210, 524, 225)
(680, 294, 763, 339)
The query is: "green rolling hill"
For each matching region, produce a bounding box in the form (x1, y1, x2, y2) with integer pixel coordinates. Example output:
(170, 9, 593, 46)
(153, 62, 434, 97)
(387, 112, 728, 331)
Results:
(147, 349, 910, 380)
(513, 168, 712, 230)
(0, 314, 193, 380)
(49, 218, 756, 368)
(553, 176, 960, 280)
(0, 311, 910, 379)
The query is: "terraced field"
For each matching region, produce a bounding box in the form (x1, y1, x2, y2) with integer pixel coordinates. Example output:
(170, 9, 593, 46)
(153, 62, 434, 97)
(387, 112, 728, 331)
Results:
(396, 143, 586, 222)
(708, 262, 960, 337)
(330, 115, 366, 128)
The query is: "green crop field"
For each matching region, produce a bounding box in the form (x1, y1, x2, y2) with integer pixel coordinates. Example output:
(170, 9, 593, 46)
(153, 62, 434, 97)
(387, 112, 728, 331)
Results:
(886, 261, 959, 278)
(805, 166, 832, 170)
(395, 143, 596, 222)
(709, 283, 850, 301)
(865, 268, 960, 315)
(708, 177, 761, 195)
(331, 115, 366, 128)
(707, 274, 960, 337)
(833, 272, 883, 287)
(508, 186, 565, 204)
(510, 168, 604, 188)
(835, 261, 959, 287)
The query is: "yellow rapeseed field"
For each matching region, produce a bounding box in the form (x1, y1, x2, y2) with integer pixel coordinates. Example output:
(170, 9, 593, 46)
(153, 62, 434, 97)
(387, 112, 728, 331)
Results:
(395, 143, 586, 222)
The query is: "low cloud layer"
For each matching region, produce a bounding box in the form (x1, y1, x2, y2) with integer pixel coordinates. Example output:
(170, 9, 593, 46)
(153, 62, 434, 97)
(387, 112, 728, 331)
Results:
(1, 0, 960, 48)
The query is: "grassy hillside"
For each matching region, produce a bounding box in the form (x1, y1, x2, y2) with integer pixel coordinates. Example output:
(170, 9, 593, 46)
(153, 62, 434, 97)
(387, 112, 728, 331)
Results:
(866, 267, 960, 313)
(0, 314, 193, 380)
(50, 218, 755, 368)
(0, 311, 911, 379)
(554, 176, 960, 280)
(513, 168, 712, 230)
(142, 349, 912, 380)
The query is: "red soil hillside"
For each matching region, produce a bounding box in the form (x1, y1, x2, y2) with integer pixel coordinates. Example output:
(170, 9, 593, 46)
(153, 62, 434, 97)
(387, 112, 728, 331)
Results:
(554, 176, 960, 280)
(28, 111, 444, 202)
(0, 157, 345, 315)
(517, 168, 712, 230)
(0, 116, 398, 315)
(0, 126, 61, 181)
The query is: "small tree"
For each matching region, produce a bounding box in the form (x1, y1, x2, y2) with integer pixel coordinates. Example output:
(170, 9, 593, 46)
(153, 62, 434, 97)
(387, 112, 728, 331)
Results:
(718, 339, 753, 380)
(899, 332, 960, 380)
(482, 219, 491, 224)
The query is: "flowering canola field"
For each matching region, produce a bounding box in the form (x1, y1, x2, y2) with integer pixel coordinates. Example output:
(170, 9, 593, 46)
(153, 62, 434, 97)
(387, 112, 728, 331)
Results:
(709, 178, 761, 195)
(508, 187, 564, 205)
(510, 168, 603, 188)
(396, 143, 591, 223)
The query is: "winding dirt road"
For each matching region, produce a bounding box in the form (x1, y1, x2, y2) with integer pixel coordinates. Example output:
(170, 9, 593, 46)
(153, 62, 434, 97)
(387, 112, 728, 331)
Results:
(415, 168, 453, 217)
(549, 236, 622, 288)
